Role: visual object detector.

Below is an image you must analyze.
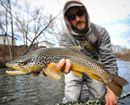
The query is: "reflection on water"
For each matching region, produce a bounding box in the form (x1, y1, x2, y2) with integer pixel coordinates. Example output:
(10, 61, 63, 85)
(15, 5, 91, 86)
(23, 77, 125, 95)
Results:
(0, 59, 130, 105)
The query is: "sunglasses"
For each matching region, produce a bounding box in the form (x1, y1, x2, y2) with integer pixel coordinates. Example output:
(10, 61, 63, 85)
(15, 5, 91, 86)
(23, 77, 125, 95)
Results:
(66, 8, 85, 21)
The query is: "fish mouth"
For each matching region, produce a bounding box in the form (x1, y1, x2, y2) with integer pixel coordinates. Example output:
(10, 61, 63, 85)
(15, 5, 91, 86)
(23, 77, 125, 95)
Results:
(6, 63, 30, 76)
(6, 63, 23, 70)
(6, 70, 29, 75)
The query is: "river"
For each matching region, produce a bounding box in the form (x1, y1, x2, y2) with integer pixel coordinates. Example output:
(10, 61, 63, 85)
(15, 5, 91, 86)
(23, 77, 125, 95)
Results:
(0, 59, 130, 105)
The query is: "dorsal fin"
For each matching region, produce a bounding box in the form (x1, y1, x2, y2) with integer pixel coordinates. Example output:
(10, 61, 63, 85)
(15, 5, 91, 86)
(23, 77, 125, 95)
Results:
(98, 64, 106, 69)
(67, 46, 82, 53)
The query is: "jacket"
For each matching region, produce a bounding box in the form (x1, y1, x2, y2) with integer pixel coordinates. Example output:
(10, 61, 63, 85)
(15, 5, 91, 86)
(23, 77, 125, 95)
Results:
(59, 0, 118, 74)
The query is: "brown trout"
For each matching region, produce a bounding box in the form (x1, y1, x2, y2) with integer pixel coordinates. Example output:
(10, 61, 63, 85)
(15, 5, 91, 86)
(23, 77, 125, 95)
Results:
(6, 47, 128, 96)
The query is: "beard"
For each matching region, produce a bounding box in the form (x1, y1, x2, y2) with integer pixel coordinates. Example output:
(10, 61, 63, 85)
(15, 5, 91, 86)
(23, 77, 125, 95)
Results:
(71, 20, 89, 35)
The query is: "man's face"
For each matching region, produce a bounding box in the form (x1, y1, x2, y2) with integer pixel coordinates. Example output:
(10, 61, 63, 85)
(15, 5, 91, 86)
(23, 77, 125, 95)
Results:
(66, 7, 86, 31)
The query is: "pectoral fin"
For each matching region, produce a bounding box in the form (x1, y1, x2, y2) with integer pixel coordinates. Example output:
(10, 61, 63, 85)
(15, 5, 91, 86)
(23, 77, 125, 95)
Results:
(44, 63, 62, 80)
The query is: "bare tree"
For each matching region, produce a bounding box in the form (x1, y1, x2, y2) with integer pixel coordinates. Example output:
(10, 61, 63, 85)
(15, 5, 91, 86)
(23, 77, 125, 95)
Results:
(23, 13, 60, 55)
(7, 0, 15, 60)
(0, 0, 63, 62)
(13, 0, 62, 55)
(0, 0, 15, 60)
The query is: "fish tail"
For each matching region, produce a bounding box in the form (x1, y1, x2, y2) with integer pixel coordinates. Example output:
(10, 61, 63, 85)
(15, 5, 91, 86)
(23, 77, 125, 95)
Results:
(112, 74, 128, 86)
(106, 74, 129, 96)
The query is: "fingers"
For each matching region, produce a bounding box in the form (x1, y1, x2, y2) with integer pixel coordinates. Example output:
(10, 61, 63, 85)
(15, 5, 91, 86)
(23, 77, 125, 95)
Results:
(57, 58, 71, 73)
(105, 90, 118, 105)
(57, 58, 66, 70)
(65, 59, 71, 73)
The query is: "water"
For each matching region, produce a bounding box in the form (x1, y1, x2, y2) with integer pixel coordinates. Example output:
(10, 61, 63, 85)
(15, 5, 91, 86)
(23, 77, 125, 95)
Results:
(117, 60, 130, 105)
(0, 71, 64, 105)
(0, 60, 130, 105)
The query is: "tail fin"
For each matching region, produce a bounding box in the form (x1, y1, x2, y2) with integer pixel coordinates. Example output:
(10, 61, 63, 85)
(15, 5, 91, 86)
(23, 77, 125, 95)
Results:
(112, 74, 128, 86)
(106, 74, 129, 96)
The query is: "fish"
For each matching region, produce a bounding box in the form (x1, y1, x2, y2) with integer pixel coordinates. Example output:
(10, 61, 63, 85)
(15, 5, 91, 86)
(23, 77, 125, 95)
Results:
(5, 47, 129, 97)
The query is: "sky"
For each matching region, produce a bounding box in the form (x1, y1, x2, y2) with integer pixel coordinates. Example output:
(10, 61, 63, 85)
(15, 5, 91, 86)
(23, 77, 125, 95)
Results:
(23, 0, 130, 48)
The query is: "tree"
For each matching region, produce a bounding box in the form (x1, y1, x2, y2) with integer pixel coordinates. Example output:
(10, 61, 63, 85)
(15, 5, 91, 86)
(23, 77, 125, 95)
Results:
(0, 0, 63, 62)
(0, 0, 15, 60)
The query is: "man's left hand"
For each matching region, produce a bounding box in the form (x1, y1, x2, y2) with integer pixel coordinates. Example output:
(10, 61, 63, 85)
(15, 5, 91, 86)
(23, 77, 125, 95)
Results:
(105, 88, 118, 105)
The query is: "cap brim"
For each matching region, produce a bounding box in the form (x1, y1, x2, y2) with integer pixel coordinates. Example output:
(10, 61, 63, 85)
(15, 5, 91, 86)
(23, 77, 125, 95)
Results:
(65, 3, 83, 12)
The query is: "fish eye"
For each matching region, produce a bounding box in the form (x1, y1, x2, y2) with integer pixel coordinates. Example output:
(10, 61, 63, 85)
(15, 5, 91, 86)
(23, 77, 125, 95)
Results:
(18, 61, 27, 66)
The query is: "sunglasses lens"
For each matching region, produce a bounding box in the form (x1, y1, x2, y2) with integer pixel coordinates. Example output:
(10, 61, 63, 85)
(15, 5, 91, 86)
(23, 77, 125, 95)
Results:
(66, 7, 85, 21)
(67, 15, 75, 21)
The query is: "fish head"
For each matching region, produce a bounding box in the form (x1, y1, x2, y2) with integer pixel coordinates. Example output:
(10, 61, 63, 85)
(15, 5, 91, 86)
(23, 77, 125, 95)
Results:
(6, 54, 43, 76)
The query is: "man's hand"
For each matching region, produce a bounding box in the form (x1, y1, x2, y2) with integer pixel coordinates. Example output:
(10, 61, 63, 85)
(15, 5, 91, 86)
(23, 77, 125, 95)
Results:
(57, 58, 71, 73)
(105, 88, 118, 105)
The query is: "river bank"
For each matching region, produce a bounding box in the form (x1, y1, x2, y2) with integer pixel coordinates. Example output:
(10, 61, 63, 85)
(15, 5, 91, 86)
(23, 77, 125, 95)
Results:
(0, 44, 43, 67)
(115, 52, 130, 62)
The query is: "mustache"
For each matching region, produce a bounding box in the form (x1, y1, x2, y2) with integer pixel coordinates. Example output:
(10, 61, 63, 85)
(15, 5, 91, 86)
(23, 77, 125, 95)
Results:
(76, 21, 84, 25)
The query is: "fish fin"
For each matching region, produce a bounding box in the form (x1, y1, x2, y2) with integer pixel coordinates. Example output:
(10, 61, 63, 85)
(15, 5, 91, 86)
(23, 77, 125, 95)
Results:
(106, 80, 122, 96)
(98, 64, 106, 69)
(87, 73, 102, 81)
(67, 46, 82, 53)
(105, 74, 129, 96)
(72, 71, 83, 77)
(111, 74, 129, 86)
(32, 71, 41, 77)
(44, 63, 62, 80)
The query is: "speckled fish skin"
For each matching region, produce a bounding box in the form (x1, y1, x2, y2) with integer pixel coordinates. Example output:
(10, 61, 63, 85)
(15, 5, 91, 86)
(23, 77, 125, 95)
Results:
(6, 48, 107, 77)
(6, 47, 129, 96)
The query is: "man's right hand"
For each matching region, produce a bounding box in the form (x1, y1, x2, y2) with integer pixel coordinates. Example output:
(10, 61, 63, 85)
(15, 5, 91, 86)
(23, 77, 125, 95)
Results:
(57, 59, 71, 73)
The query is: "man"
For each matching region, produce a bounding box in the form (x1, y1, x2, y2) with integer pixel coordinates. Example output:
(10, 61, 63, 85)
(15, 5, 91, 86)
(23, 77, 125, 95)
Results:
(57, 0, 118, 105)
